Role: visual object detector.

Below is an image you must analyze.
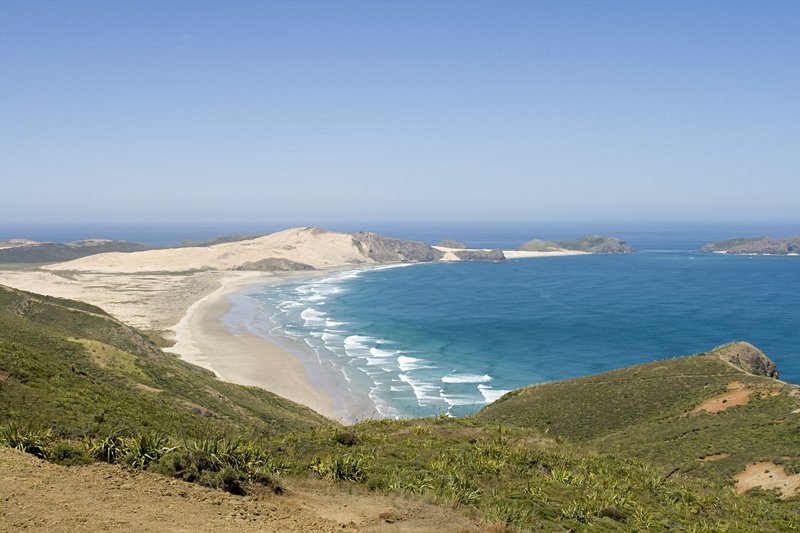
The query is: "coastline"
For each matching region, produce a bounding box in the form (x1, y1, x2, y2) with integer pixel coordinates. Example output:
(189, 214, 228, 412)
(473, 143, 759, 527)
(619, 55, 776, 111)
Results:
(165, 268, 376, 424)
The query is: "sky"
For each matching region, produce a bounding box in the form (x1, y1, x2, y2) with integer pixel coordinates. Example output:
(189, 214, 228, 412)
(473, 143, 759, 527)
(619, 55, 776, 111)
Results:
(1, 0, 799, 225)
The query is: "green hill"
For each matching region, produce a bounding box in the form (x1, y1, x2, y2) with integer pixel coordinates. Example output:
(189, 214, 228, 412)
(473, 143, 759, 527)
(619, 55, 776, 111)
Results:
(0, 284, 331, 438)
(477, 343, 800, 487)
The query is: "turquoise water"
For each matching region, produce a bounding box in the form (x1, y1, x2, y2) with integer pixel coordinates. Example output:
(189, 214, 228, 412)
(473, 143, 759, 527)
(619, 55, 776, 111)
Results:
(236, 250, 800, 418)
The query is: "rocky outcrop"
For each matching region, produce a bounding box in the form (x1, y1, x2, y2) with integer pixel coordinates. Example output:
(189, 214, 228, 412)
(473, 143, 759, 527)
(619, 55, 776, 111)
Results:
(437, 239, 466, 249)
(518, 235, 634, 254)
(351, 233, 444, 263)
(713, 342, 779, 379)
(453, 249, 506, 261)
(702, 237, 800, 255)
(236, 258, 315, 271)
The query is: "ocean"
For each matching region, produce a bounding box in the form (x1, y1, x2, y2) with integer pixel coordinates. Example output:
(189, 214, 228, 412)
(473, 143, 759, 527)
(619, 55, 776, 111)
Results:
(4, 222, 798, 419)
(229, 231, 800, 419)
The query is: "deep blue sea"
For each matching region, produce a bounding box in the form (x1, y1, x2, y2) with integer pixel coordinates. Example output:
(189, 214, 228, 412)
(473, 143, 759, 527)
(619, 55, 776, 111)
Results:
(4, 222, 798, 419)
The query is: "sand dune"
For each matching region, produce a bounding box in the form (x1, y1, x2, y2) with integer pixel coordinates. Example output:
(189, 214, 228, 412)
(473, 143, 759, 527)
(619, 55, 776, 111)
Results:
(44, 227, 367, 274)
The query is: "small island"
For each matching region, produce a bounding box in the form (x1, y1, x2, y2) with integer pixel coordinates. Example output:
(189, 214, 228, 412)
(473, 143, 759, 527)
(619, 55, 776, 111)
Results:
(518, 235, 634, 254)
(702, 236, 800, 255)
(436, 239, 466, 249)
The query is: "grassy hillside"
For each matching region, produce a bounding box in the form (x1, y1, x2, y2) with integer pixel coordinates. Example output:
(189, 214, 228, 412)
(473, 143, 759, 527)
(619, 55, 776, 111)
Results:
(270, 416, 799, 531)
(0, 284, 331, 438)
(1, 285, 798, 530)
(477, 344, 800, 487)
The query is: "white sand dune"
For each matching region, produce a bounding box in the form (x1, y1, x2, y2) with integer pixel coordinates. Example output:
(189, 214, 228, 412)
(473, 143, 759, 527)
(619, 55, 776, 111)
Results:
(44, 227, 366, 273)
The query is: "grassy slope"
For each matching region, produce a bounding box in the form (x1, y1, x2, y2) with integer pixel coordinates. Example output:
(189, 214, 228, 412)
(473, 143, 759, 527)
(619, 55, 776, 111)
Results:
(1, 284, 798, 530)
(0, 285, 332, 438)
(477, 345, 800, 485)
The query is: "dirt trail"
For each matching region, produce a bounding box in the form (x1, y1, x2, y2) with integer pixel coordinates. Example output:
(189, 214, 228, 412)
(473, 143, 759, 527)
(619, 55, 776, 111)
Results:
(0, 448, 481, 532)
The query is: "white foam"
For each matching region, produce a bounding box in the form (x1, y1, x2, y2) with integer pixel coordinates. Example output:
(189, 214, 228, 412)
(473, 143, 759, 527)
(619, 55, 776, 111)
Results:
(397, 355, 434, 372)
(441, 374, 492, 384)
(440, 392, 479, 407)
(300, 307, 326, 325)
(325, 319, 347, 327)
(369, 264, 412, 271)
(370, 347, 395, 358)
(344, 335, 374, 350)
(477, 384, 511, 403)
(398, 374, 442, 403)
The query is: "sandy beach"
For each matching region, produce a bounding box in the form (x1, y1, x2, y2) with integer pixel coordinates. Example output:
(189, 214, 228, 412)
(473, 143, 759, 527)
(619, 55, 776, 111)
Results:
(166, 269, 375, 423)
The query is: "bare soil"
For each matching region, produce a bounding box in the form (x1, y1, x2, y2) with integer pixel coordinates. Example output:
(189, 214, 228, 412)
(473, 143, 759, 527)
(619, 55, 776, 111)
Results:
(0, 448, 482, 532)
(734, 461, 800, 499)
(691, 381, 752, 413)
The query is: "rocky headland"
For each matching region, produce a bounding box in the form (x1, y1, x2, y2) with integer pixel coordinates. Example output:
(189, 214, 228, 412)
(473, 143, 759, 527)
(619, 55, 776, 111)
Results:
(702, 236, 800, 255)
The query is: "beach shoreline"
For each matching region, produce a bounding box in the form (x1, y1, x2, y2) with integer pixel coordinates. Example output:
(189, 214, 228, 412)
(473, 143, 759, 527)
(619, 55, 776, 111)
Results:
(165, 268, 378, 424)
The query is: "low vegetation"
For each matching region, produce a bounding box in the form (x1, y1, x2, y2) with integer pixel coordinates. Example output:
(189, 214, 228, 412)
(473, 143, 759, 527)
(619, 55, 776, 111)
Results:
(1, 284, 798, 530)
(478, 344, 800, 487)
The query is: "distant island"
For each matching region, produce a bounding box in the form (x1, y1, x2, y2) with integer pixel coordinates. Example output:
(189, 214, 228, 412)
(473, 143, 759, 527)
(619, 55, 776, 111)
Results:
(518, 235, 634, 254)
(436, 239, 466, 249)
(702, 236, 800, 255)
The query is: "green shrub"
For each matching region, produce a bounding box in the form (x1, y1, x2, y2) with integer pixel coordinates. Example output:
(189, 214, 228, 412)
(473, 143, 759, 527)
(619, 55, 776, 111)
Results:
(199, 466, 248, 495)
(251, 469, 283, 495)
(48, 440, 91, 466)
(334, 431, 361, 446)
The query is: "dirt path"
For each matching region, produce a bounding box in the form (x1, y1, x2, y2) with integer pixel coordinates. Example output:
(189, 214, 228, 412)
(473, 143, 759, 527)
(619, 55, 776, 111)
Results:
(0, 448, 481, 532)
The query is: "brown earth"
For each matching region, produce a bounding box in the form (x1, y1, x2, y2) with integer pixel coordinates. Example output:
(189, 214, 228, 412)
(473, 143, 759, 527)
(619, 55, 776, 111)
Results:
(690, 381, 752, 414)
(0, 448, 483, 532)
(699, 452, 730, 462)
(734, 461, 800, 499)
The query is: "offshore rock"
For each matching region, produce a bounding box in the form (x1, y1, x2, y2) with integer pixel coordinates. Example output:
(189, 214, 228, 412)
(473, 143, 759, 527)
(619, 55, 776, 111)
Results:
(351, 232, 444, 263)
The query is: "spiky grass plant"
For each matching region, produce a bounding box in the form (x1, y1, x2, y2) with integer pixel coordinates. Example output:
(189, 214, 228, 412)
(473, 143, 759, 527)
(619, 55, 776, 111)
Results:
(0, 421, 53, 458)
(123, 431, 176, 469)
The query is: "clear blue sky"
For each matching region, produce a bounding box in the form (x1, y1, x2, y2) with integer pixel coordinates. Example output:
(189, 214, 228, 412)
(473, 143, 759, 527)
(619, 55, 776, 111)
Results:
(1, 0, 798, 225)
